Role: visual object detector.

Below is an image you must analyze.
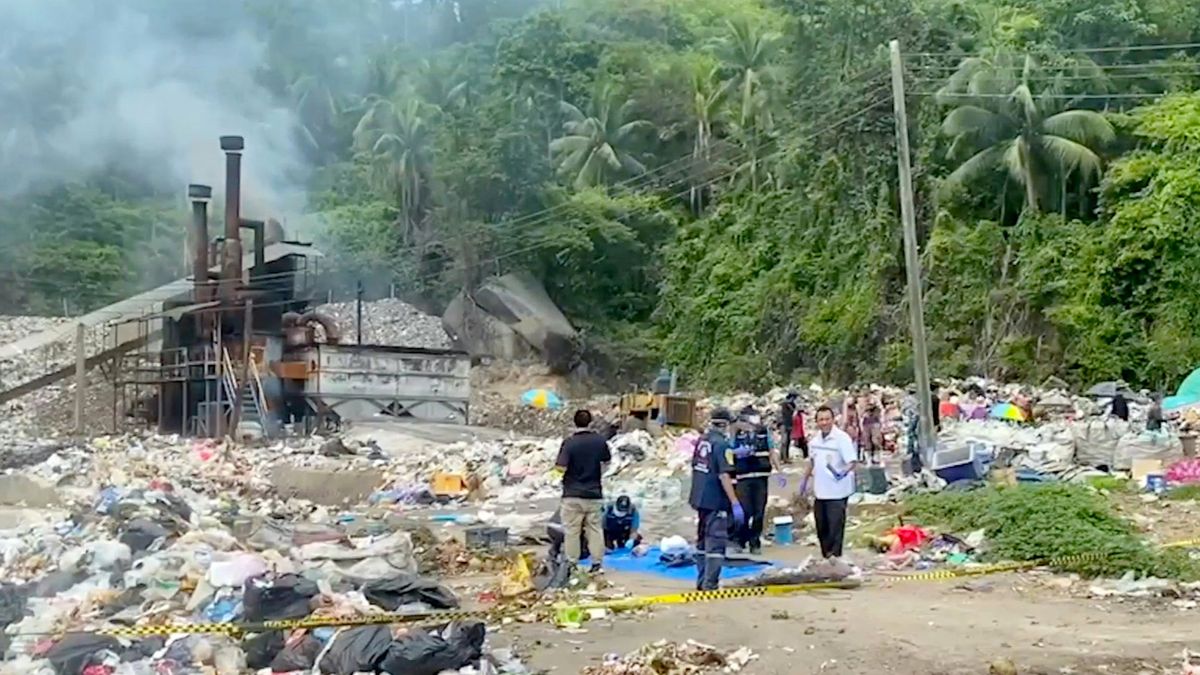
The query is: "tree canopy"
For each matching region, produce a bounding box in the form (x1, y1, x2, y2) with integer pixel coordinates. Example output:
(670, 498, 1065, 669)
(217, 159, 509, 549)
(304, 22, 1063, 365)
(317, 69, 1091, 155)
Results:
(5, 0, 1200, 390)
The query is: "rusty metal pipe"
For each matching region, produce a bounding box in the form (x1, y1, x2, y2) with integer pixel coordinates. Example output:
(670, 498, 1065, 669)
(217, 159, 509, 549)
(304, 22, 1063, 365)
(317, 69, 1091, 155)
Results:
(240, 218, 265, 272)
(187, 184, 212, 303)
(219, 135, 244, 299)
(300, 310, 342, 344)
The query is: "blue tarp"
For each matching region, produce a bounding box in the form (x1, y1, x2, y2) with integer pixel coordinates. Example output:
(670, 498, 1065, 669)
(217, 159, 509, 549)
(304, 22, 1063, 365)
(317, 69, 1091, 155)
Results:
(1165, 367, 1200, 412)
(580, 546, 775, 582)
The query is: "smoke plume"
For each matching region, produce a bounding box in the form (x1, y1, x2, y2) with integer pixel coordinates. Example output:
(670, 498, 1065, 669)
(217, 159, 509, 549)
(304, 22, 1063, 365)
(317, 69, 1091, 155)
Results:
(0, 0, 305, 212)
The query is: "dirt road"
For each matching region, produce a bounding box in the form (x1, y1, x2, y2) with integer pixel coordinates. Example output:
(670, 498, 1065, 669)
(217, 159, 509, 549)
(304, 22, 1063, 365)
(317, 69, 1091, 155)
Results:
(499, 558, 1193, 674)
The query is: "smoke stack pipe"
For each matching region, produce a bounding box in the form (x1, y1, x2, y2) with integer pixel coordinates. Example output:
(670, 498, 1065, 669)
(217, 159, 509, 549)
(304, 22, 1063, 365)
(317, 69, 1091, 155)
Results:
(240, 219, 266, 273)
(187, 183, 212, 303)
(219, 135, 244, 299)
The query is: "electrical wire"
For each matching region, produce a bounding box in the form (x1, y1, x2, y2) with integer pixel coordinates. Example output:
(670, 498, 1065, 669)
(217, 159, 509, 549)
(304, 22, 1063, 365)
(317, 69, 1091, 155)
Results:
(4, 71, 895, 324)
(904, 41, 1200, 59)
(165, 94, 896, 321)
(3, 73, 894, 314)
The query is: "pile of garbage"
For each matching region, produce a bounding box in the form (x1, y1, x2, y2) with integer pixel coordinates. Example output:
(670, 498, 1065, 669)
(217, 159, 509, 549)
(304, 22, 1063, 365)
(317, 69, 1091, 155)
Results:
(316, 298, 451, 350)
(0, 438, 537, 675)
(582, 640, 756, 675)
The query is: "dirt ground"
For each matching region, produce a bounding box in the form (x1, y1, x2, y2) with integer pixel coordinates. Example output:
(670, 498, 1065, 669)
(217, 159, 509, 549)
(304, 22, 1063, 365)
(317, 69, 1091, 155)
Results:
(490, 542, 1197, 675)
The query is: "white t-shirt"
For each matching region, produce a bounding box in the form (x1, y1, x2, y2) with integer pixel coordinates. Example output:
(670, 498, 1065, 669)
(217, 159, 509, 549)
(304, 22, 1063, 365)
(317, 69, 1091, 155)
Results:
(809, 426, 858, 500)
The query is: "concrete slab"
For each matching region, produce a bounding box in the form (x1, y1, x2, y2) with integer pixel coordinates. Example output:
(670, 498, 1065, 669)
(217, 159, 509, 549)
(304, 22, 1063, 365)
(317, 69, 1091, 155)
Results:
(270, 464, 384, 506)
(0, 474, 61, 507)
(347, 421, 509, 456)
(0, 505, 67, 528)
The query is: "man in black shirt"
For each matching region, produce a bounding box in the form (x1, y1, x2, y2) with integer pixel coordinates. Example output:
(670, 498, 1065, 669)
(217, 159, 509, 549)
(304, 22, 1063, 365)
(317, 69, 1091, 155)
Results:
(555, 409, 611, 574)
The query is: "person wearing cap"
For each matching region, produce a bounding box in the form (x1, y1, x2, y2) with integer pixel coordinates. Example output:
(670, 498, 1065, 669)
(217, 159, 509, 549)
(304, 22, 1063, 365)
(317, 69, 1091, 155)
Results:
(602, 495, 642, 551)
(688, 407, 743, 590)
(729, 405, 782, 555)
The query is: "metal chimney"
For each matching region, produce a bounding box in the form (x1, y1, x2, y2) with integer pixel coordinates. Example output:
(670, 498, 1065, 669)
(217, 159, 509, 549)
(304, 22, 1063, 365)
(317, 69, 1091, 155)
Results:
(187, 183, 212, 304)
(219, 135, 244, 299)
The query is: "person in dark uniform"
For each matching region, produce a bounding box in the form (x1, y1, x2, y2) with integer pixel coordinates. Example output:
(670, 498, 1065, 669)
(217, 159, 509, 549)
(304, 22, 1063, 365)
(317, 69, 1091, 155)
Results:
(688, 407, 744, 590)
(779, 392, 798, 464)
(602, 495, 642, 550)
(730, 406, 781, 555)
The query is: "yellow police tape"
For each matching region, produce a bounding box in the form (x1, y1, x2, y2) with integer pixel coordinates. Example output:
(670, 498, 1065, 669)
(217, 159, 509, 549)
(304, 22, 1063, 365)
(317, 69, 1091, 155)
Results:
(86, 538, 1200, 638)
(885, 551, 1109, 582)
(1159, 537, 1200, 549)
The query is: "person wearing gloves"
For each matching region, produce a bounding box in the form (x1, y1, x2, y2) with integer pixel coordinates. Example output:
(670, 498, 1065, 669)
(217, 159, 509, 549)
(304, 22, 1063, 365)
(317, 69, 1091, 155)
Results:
(688, 407, 743, 590)
(799, 405, 858, 561)
(729, 406, 784, 555)
(602, 495, 643, 551)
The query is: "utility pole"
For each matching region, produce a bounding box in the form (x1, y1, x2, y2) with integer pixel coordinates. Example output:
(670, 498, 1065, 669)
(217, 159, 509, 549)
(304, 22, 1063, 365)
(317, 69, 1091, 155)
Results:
(356, 280, 364, 345)
(73, 323, 85, 435)
(890, 40, 937, 461)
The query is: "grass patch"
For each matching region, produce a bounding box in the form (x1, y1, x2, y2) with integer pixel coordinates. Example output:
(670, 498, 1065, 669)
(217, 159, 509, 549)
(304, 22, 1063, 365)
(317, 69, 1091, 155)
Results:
(1086, 475, 1133, 493)
(905, 483, 1200, 579)
(1166, 484, 1200, 501)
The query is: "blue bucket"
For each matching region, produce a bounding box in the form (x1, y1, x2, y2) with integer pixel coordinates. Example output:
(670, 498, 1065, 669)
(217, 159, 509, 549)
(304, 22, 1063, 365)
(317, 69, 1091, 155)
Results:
(773, 516, 794, 545)
(1146, 474, 1166, 494)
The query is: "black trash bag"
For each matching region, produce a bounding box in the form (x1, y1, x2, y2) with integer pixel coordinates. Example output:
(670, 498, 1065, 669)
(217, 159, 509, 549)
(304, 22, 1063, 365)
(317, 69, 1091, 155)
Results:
(0, 582, 27, 655)
(532, 555, 572, 591)
(45, 633, 120, 675)
(269, 634, 324, 672)
(120, 636, 165, 662)
(379, 621, 486, 675)
(119, 518, 171, 552)
(0, 583, 27, 626)
(155, 492, 194, 523)
(243, 630, 287, 670)
(361, 573, 459, 610)
(243, 574, 319, 621)
(318, 626, 392, 675)
(34, 570, 88, 598)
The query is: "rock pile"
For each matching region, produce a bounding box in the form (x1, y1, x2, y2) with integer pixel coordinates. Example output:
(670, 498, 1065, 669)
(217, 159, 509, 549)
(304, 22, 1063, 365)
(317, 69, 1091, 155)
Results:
(316, 298, 451, 350)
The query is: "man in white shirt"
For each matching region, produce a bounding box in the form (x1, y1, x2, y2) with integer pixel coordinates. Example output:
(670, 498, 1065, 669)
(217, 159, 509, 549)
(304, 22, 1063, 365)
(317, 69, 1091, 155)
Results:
(800, 405, 858, 560)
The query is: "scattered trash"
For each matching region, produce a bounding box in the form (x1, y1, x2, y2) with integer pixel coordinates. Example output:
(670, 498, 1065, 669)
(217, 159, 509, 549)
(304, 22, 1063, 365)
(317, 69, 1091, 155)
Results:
(581, 640, 757, 675)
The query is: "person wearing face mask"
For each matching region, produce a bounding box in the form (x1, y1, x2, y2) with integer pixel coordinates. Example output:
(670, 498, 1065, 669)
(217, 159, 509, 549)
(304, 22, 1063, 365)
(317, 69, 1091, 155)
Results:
(800, 405, 858, 561)
(729, 405, 782, 555)
(688, 407, 743, 590)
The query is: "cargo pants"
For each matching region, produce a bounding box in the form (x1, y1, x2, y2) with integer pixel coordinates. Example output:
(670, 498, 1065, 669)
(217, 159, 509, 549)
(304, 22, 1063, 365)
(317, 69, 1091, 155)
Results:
(693, 509, 728, 591)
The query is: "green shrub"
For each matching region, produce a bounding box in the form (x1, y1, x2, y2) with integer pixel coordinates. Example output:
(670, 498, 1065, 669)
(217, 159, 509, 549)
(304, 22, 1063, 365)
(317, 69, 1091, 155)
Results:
(905, 484, 1200, 579)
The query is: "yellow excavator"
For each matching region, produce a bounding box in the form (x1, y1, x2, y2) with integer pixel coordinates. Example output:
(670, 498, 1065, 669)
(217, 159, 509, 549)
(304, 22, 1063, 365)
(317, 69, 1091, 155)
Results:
(618, 368, 696, 428)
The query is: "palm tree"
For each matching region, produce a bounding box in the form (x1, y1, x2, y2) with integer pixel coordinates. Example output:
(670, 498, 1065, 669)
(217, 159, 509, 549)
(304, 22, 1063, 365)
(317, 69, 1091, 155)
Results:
(719, 18, 781, 125)
(718, 18, 782, 191)
(352, 96, 434, 242)
(288, 74, 342, 162)
(688, 61, 730, 213)
(549, 85, 654, 190)
(938, 55, 1115, 213)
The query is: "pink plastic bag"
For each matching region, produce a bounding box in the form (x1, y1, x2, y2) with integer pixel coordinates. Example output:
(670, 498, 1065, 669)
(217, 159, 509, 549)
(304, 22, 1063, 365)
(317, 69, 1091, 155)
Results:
(1167, 459, 1200, 485)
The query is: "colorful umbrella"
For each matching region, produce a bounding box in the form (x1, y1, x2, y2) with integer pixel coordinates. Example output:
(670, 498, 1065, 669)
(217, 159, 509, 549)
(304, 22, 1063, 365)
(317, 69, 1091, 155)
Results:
(521, 388, 563, 410)
(989, 402, 1027, 422)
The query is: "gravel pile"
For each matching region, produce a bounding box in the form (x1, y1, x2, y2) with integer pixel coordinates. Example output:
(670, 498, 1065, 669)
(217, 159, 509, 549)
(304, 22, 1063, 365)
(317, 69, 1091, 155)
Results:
(0, 315, 68, 345)
(316, 298, 451, 350)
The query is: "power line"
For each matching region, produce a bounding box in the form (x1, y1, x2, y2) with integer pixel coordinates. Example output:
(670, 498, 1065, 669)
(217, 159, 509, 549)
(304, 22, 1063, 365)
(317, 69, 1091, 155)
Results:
(911, 69, 1200, 84)
(912, 91, 1182, 100)
(5, 73, 896, 319)
(486, 67, 890, 234)
(157, 96, 895, 322)
(905, 41, 1200, 59)
(909, 60, 1200, 73)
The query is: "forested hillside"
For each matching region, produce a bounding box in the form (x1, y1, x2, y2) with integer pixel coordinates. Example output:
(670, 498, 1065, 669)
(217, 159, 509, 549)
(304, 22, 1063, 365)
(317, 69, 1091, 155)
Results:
(3, 0, 1200, 390)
